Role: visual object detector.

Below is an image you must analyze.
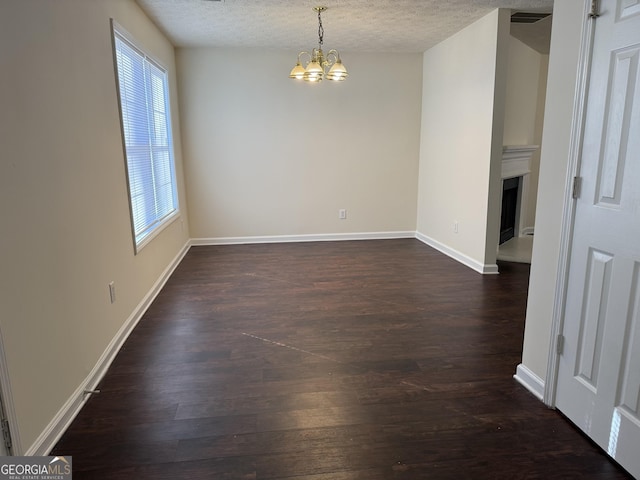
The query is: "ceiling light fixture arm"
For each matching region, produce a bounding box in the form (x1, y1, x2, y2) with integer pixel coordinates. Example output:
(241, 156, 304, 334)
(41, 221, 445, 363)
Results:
(296, 51, 312, 64)
(325, 49, 341, 65)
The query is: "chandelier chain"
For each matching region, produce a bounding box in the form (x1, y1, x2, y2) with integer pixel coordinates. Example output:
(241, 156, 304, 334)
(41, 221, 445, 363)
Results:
(317, 9, 324, 47)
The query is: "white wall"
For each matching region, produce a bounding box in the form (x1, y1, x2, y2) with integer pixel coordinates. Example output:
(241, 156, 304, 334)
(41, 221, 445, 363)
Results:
(0, 0, 189, 453)
(504, 36, 545, 145)
(503, 36, 550, 233)
(416, 9, 510, 272)
(527, 54, 549, 233)
(521, 0, 587, 381)
(177, 49, 422, 241)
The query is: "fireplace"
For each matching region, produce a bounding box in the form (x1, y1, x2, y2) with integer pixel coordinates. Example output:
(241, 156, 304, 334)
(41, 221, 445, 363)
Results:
(500, 145, 538, 244)
(500, 176, 520, 244)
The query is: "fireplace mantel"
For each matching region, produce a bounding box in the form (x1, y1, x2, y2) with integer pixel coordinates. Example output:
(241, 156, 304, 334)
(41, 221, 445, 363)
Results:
(502, 145, 539, 180)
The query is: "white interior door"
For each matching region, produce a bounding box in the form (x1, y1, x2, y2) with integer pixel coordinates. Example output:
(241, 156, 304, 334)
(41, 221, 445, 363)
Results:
(555, 1, 640, 478)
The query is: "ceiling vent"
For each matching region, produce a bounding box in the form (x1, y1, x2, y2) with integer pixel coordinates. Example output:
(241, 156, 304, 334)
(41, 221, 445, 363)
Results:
(510, 12, 551, 24)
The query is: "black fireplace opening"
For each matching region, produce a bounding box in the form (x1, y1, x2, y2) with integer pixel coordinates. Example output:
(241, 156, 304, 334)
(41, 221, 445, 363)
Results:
(500, 176, 520, 245)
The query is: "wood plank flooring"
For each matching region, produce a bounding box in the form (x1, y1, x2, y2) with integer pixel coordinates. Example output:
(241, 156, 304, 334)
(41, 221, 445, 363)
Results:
(52, 239, 632, 479)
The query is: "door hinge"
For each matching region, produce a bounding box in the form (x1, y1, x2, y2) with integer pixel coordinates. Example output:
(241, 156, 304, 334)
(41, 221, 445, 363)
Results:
(1, 418, 12, 452)
(572, 176, 582, 199)
(556, 334, 565, 355)
(589, 0, 600, 18)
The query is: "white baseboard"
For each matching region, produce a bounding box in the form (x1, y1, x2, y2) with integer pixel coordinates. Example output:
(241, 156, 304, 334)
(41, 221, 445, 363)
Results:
(415, 232, 499, 274)
(192, 231, 415, 246)
(513, 363, 545, 401)
(521, 227, 535, 236)
(189, 232, 499, 276)
(26, 240, 192, 456)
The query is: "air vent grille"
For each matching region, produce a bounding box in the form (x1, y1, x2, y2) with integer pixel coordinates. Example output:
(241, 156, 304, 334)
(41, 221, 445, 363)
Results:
(511, 12, 551, 24)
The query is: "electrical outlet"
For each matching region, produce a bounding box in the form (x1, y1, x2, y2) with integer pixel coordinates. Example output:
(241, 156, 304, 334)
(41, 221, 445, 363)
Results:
(339, 209, 347, 220)
(108, 281, 116, 304)
(454, 221, 459, 234)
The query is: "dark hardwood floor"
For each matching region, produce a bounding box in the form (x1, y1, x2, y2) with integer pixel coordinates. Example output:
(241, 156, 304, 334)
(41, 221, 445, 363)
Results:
(52, 239, 632, 479)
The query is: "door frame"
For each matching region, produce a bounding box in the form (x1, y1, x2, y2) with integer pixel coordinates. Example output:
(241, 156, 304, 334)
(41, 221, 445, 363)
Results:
(0, 324, 20, 455)
(544, 0, 597, 408)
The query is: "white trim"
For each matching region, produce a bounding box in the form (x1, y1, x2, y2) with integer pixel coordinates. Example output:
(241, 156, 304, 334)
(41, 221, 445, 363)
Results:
(195, 232, 501, 275)
(0, 326, 22, 455)
(191, 231, 415, 246)
(544, 1, 595, 408)
(25, 240, 192, 456)
(135, 211, 181, 254)
(514, 363, 545, 401)
(415, 232, 499, 274)
(501, 145, 538, 179)
(110, 19, 168, 72)
(521, 227, 535, 236)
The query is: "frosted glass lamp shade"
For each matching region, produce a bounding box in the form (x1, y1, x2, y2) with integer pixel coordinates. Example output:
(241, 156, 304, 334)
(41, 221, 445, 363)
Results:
(289, 62, 306, 79)
(304, 61, 324, 82)
(326, 60, 348, 81)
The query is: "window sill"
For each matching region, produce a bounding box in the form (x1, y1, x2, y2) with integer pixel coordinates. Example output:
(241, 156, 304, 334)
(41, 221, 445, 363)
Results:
(134, 210, 181, 254)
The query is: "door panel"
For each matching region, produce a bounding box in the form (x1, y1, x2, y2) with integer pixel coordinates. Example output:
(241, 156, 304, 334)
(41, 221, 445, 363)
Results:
(576, 248, 613, 390)
(617, 263, 640, 414)
(556, 1, 640, 477)
(617, 0, 640, 21)
(597, 46, 638, 205)
(608, 261, 640, 468)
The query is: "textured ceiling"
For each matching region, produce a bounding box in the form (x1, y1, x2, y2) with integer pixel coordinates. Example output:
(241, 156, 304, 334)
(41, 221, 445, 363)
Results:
(135, 0, 554, 53)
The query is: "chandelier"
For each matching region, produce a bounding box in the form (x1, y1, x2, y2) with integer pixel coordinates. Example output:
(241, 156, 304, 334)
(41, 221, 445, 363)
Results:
(289, 6, 348, 83)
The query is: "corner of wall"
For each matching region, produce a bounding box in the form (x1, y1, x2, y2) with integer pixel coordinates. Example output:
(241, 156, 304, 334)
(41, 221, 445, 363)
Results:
(514, 363, 545, 401)
(417, 8, 511, 272)
(484, 8, 512, 267)
(521, 0, 589, 390)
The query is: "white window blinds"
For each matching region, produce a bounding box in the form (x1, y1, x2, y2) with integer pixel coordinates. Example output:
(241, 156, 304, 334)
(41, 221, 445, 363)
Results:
(113, 28, 178, 251)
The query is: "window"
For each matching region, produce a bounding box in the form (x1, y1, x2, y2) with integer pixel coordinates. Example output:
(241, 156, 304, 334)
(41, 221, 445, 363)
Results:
(112, 23, 178, 252)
